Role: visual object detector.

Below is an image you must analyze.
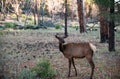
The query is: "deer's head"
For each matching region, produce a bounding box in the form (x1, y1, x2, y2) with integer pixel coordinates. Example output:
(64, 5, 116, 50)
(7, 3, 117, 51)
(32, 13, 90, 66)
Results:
(55, 34, 65, 43)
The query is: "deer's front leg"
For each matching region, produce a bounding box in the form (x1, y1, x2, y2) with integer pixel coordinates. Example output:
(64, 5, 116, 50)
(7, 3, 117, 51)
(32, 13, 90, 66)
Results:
(72, 58, 77, 76)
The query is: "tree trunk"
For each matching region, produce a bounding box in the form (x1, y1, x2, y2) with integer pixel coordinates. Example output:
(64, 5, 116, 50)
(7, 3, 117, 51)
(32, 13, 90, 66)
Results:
(33, 9, 37, 25)
(98, 6, 109, 43)
(64, 0, 68, 37)
(109, 0, 115, 51)
(77, 0, 85, 33)
(99, 15, 109, 43)
(1, 0, 6, 21)
(33, 0, 41, 27)
(12, 3, 20, 21)
(36, 0, 40, 26)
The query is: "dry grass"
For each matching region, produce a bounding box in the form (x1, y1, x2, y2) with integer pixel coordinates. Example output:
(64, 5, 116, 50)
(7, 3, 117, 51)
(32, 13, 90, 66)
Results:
(0, 29, 120, 79)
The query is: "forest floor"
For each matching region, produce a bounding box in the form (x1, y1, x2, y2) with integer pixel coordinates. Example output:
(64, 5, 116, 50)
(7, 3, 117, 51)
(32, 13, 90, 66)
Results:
(0, 28, 120, 79)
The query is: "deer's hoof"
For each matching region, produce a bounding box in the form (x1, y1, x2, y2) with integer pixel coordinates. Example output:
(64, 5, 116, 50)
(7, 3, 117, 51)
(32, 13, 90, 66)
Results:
(90, 77, 92, 79)
(75, 73, 77, 76)
(68, 74, 70, 77)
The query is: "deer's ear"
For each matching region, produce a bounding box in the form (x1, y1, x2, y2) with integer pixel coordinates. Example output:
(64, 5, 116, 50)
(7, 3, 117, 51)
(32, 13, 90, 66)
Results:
(55, 35, 59, 39)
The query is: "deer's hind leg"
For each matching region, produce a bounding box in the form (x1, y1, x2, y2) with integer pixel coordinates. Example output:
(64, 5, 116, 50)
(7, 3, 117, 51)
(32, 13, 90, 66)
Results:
(68, 58, 72, 77)
(86, 55, 95, 79)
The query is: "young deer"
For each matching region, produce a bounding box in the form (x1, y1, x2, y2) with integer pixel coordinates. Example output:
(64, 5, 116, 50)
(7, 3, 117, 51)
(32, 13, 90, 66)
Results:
(55, 34, 96, 79)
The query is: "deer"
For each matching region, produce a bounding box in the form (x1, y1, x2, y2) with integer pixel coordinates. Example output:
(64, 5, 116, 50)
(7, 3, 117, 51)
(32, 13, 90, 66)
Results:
(55, 34, 96, 79)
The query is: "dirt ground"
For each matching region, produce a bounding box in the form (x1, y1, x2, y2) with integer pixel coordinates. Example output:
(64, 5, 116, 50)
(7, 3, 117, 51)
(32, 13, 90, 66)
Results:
(0, 29, 120, 79)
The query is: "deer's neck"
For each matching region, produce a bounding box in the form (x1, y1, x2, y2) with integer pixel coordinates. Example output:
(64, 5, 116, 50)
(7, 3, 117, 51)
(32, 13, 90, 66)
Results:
(59, 43, 65, 52)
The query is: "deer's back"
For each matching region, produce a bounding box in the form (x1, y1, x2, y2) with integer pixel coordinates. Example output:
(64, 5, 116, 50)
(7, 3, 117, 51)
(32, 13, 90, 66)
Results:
(63, 42, 93, 58)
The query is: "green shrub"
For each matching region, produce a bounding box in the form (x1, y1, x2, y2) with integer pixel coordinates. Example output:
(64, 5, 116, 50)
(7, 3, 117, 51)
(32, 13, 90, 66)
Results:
(72, 26, 79, 30)
(55, 24, 62, 29)
(0, 25, 3, 28)
(4, 22, 18, 29)
(21, 14, 26, 21)
(27, 16, 33, 20)
(31, 60, 56, 79)
(17, 60, 56, 79)
(70, 25, 79, 30)
(21, 14, 26, 19)
(0, 31, 4, 35)
(18, 68, 36, 79)
(0, 26, 4, 30)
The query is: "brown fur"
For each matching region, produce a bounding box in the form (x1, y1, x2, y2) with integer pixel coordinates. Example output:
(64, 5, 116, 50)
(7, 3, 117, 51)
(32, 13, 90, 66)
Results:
(63, 42, 93, 58)
(55, 35, 95, 79)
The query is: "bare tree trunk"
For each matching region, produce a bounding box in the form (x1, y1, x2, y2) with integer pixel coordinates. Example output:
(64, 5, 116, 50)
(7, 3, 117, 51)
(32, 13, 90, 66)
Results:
(33, 0, 41, 26)
(99, 15, 109, 43)
(77, 0, 86, 33)
(16, 4, 19, 21)
(35, 0, 38, 25)
(1, 0, 6, 21)
(33, 0, 38, 25)
(64, 0, 68, 37)
(40, 0, 46, 28)
(36, 0, 41, 26)
(12, 2, 20, 21)
(109, 0, 115, 51)
(33, 9, 37, 25)
(98, 6, 109, 43)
